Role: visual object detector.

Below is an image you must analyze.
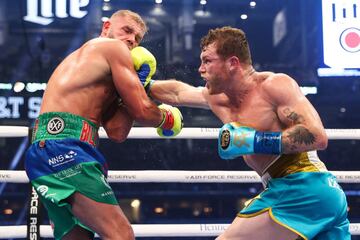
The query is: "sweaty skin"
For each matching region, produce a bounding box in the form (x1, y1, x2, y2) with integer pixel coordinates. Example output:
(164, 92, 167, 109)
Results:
(150, 43, 327, 176)
(41, 38, 120, 125)
(41, 15, 164, 142)
(203, 70, 325, 174)
(32, 12, 165, 240)
(148, 28, 343, 240)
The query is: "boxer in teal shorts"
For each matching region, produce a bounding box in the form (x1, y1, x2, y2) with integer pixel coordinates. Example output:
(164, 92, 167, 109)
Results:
(237, 154, 350, 240)
(146, 26, 351, 239)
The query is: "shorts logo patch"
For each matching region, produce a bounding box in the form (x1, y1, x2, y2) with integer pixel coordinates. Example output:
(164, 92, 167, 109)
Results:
(47, 117, 65, 134)
(220, 129, 230, 150)
(37, 185, 49, 196)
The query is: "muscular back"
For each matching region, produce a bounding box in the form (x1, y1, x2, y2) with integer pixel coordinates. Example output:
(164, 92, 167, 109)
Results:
(40, 38, 120, 126)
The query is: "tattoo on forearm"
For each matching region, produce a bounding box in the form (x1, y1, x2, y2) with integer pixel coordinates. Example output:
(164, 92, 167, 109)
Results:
(286, 126, 316, 146)
(283, 108, 305, 124)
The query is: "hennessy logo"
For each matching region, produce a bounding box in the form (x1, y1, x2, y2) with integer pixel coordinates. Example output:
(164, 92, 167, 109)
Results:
(233, 132, 250, 148)
(23, 0, 90, 25)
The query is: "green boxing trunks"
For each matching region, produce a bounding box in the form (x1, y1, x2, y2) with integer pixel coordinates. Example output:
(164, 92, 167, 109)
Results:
(25, 112, 118, 239)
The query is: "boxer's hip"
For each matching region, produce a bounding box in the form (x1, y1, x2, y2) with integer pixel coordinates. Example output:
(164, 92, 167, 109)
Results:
(261, 151, 328, 187)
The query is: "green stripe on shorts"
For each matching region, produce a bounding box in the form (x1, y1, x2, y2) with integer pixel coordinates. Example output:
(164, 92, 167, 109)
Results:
(32, 162, 118, 206)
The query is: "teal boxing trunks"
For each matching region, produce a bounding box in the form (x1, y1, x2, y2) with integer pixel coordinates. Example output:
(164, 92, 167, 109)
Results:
(239, 172, 349, 239)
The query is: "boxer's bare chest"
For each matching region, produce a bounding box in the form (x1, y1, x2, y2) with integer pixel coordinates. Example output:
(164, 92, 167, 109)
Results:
(209, 92, 282, 174)
(210, 93, 281, 132)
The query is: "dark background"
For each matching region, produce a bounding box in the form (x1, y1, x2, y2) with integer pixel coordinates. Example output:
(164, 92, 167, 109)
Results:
(0, 0, 360, 239)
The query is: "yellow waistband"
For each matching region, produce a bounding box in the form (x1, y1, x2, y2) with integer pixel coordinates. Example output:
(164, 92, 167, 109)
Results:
(261, 151, 327, 186)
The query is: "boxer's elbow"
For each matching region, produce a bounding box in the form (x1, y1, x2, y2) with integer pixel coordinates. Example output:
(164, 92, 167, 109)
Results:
(107, 129, 130, 143)
(108, 133, 127, 143)
(316, 132, 328, 150)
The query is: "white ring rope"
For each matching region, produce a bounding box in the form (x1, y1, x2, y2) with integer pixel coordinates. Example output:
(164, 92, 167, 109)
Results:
(1, 126, 360, 139)
(1, 127, 360, 238)
(1, 170, 360, 183)
(0, 223, 359, 238)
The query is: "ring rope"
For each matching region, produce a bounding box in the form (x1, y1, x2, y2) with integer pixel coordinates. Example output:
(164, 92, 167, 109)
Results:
(0, 223, 359, 238)
(1, 126, 360, 139)
(1, 170, 360, 183)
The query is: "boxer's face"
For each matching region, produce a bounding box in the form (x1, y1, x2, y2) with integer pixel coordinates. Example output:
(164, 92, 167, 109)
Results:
(102, 15, 145, 49)
(199, 43, 229, 95)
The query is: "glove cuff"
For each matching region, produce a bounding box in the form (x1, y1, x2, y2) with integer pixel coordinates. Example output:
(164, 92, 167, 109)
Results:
(157, 109, 174, 130)
(144, 80, 155, 95)
(254, 131, 282, 154)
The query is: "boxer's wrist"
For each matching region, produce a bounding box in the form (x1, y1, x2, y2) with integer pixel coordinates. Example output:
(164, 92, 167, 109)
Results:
(144, 79, 155, 95)
(254, 131, 282, 154)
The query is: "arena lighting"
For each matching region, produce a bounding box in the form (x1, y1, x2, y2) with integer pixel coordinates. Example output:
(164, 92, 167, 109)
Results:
(249, 1, 256, 8)
(300, 86, 317, 95)
(240, 14, 248, 20)
(203, 207, 212, 214)
(102, 2, 112, 11)
(131, 199, 141, 208)
(150, 5, 166, 16)
(13, 82, 25, 93)
(103, 0, 110, 2)
(155, 0, 162, 4)
(200, 0, 207, 5)
(317, 68, 360, 77)
(0, 83, 12, 90)
(194, 8, 211, 17)
(154, 207, 165, 214)
(25, 83, 47, 92)
(3, 209, 13, 215)
(101, 16, 109, 22)
(193, 208, 201, 216)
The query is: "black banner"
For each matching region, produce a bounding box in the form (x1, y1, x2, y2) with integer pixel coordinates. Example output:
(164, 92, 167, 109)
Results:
(27, 186, 42, 240)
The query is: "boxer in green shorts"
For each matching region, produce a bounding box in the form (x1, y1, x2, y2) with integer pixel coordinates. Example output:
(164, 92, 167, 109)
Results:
(24, 10, 182, 240)
(26, 112, 118, 238)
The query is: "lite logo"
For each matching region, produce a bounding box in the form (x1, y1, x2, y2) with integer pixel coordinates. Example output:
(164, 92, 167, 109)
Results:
(322, 0, 360, 68)
(23, 0, 90, 25)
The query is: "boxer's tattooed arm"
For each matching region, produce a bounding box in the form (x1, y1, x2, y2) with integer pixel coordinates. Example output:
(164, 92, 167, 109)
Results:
(282, 108, 316, 152)
(283, 126, 316, 152)
(286, 126, 316, 145)
(283, 108, 305, 125)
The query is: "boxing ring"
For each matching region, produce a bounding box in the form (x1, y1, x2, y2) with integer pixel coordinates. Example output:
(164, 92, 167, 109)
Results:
(0, 126, 360, 238)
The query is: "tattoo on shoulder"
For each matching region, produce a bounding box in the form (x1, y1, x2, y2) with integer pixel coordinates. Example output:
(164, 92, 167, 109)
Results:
(283, 108, 305, 124)
(286, 126, 315, 146)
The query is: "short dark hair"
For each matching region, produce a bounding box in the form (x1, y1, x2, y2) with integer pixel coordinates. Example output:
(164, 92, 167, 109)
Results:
(200, 26, 252, 65)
